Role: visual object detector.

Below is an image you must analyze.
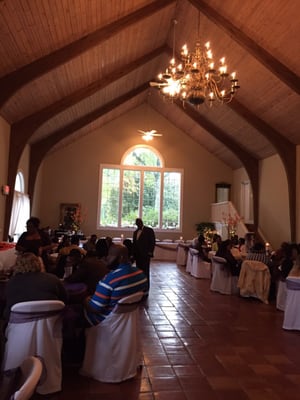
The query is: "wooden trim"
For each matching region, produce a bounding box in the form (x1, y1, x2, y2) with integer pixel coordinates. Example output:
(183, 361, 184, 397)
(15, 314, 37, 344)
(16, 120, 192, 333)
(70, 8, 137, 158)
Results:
(188, 0, 300, 94)
(0, 0, 175, 107)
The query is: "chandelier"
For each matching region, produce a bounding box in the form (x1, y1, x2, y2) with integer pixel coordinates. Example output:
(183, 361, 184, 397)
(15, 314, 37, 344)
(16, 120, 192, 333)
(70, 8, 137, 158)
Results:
(151, 18, 240, 107)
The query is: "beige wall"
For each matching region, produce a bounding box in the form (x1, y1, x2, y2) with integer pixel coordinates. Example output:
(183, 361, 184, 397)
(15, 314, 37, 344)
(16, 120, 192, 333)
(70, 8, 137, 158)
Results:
(258, 154, 290, 248)
(0, 116, 10, 240)
(37, 104, 233, 240)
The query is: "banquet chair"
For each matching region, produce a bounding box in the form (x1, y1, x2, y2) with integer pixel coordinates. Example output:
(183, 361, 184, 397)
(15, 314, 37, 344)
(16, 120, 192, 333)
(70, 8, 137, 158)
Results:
(276, 279, 287, 311)
(2, 300, 65, 394)
(191, 253, 211, 279)
(210, 256, 239, 295)
(186, 248, 195, 273)
(283, 277, 300, 330)
(238, 260, 271, 304)
(80, 291, 144, 383)
(176, 243, 188, 266)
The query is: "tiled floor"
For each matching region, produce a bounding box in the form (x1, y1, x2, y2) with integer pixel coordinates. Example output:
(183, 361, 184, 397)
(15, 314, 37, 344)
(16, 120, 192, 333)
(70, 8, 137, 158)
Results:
(34, 261, 300, 400)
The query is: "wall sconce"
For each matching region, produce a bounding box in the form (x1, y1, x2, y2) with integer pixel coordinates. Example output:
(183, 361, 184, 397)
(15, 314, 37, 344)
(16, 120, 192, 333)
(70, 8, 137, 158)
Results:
(1, 185, 10, 195)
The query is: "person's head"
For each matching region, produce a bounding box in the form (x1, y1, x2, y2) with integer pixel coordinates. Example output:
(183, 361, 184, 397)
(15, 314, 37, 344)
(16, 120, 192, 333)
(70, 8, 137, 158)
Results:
(197, 234, 206, 246)
(123, 239, 133, 257)
(106, 244, 129, 269)
(105, 236, 113, 248)
(251, 241, 265, 253)
(96, 238, 109, 257)
(67, 248, 82, 265)
(26, 217, 40, 233)
(135, 218, 144, 229)
(238, 237, 245, 245)
(14, 252, 42, 274)
(71, 235, 80, 245)
(90, 234, 97, 243)
(218, 239, 232, 254)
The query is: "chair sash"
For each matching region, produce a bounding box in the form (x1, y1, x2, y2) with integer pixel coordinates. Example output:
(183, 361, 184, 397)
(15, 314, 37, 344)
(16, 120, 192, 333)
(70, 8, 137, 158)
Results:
(286, 279, 300, 290)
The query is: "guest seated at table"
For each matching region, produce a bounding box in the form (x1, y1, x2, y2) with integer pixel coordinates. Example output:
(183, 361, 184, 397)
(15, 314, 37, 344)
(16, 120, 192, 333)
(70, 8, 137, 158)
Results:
(83, 234, 98, 255)
(246, 241, 270, 266)
(278, 243, 299, 279)
(238, 237, 246, 254)
(3, 252, 67, 322)
(84, 244, 147, 326)
(244, 232, 255, 253)
(193, 234, 211, 262)
(59, 234, 87, 257)
(216, 240, 241, 276)
(64, 249, 108, 295)
(56, 234, 71, 253)
(211, 234, 222, 252)
(16, 217, 55, 272)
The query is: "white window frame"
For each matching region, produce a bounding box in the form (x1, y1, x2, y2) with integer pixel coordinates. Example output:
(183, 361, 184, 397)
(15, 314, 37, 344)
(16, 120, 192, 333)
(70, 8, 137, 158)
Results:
(97, 146, 183, 232)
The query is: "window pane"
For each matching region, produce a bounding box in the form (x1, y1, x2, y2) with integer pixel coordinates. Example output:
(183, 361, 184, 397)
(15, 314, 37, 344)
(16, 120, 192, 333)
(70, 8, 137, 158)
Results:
(162, 172, 181, 229)
(15, 172, 24, 192)
(100, 168, 120, 226)
(123, 147, 161, 167)
(142, 171, 160, 228)
(121, 170, 140, 227)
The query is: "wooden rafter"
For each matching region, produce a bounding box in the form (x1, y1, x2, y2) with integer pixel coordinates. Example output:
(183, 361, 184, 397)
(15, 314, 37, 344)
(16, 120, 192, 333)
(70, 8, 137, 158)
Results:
(177, 101, 260, 229)
(188, 0, 300, 94)
(0, 0, 175, 107)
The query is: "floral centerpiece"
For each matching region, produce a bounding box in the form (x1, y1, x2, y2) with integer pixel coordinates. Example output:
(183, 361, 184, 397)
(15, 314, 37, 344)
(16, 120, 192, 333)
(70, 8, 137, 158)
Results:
(221, 212, 243, 238)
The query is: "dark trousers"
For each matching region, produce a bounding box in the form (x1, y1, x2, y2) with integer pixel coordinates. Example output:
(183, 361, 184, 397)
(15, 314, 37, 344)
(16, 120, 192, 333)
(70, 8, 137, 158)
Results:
(135, 255, 150, 292)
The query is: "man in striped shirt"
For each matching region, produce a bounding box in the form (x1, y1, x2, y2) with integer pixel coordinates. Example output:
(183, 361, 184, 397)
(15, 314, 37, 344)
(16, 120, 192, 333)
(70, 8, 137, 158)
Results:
(84, 243, 147, 326)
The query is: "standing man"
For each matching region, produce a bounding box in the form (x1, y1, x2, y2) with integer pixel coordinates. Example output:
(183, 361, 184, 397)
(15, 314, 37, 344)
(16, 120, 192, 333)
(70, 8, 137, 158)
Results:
(132, 218, 156, 293)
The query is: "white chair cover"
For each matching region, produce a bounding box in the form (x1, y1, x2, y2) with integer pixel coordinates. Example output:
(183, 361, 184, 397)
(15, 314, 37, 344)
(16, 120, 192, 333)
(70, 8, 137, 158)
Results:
(283, 277, 300, 330)
(238, 260, 271, 304)
(191, 254, 211, 279)
(176, 244, 188, 266)
(210, 256, 239, 295)
(186, 248, 194, 273)
(13, 356, 43, 400)
(276, 279, 287, 311)
(80, 291, 144, 383)
(2, 300, 65, 395)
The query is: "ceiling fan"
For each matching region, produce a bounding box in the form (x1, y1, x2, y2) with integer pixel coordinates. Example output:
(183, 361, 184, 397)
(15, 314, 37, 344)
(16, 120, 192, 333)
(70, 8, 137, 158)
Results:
(138, 129, 163, 141)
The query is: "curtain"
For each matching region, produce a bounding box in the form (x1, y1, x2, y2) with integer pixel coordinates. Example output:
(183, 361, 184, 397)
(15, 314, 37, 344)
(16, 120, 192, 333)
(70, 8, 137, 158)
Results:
(9, 191, 30, 238)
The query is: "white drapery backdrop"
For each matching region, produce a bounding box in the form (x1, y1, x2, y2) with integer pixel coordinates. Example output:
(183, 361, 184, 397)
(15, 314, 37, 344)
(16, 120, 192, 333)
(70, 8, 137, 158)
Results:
(9, 190, 30, 239)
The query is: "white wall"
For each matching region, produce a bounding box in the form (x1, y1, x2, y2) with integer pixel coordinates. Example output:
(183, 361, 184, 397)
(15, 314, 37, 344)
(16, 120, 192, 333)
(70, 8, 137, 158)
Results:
(36, 104, 233, 240)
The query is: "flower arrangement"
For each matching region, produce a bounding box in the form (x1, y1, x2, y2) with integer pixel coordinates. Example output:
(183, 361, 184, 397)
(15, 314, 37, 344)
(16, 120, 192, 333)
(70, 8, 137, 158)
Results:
(62, 205, 87, 233)
(221, 212, 243, 238)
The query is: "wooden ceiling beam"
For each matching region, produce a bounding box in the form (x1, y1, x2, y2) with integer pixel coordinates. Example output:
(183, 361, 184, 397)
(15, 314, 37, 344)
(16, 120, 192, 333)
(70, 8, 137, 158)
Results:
(27, 83, 149, 201)
(188, 0, 300, 94)
(177, 101, 260, 229)
(229, 99, 296, 240)
(0, 0, 175, 107)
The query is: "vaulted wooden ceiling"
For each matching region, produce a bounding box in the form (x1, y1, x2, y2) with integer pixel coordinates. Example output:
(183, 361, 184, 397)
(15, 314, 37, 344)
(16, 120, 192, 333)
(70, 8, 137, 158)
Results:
(1, 0, 299, 238)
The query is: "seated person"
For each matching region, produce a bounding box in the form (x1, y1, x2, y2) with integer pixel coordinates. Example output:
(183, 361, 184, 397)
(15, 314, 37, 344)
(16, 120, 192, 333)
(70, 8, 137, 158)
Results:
(84, 244, 147, 326)
(288, 254, 300, 278)
(64, 249, 109, 295)
(3, 252, 67, 322)
(193, 234, 210, 262)
(238, 237, 246, 254)
(279, 243, 299, 279)
(246, 241, 270, 265)
(56, 234, 71, 253)
(211, 234, 222, 252)
(58, 234, 87, 257)
(83, 234, 98, 255)
(216, 239, 241, 276)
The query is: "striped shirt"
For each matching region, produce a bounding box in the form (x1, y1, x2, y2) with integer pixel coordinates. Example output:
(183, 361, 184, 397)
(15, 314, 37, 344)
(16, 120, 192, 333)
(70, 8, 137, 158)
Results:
(84, 262, 147, 325)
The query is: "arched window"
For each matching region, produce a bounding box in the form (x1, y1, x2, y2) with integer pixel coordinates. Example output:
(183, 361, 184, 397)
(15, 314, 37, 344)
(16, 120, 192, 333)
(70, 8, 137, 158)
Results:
(9, 171, 30, 239)
(98, 145, 182, 230)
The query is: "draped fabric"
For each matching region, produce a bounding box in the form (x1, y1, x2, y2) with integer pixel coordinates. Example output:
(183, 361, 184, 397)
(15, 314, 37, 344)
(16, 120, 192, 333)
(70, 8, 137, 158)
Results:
(238, 260, 271, 304)
(8, 191, 30, 238)
(283, 277, 300, 330)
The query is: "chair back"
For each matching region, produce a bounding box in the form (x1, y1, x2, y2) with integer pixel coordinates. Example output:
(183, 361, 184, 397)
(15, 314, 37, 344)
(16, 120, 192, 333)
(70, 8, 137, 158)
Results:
(238, 260, 270, 303)
(80, 292, 144, 383)
(13, 356, 43, 400)
(3, 300, 65, 395)
(283, 277, 300, 331)
(210, 256, 239, 295)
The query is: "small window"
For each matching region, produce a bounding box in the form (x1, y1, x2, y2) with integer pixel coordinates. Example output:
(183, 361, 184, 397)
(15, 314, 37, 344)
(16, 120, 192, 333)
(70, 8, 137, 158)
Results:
(15, 171, 25, 193)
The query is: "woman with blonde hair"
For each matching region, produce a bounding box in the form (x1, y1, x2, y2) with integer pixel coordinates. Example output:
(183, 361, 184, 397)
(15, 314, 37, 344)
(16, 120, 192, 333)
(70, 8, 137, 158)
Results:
(4, 252, 67, 321)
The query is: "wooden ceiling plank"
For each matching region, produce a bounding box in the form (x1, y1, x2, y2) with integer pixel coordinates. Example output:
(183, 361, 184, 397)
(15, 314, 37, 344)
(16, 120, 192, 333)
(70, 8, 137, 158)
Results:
(0, 0, 175, 107)
(27, 82, 149, 200)
(188, 0, 300, 94)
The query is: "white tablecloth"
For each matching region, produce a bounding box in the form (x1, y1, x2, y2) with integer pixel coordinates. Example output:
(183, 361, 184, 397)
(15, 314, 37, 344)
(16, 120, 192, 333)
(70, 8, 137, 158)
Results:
(0, 246, 17, 271)
(153, 242, 178, 261)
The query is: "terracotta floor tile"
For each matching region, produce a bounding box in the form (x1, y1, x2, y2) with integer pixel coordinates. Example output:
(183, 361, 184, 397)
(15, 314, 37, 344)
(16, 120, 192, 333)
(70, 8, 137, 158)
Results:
(30, 261, 300, 400)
